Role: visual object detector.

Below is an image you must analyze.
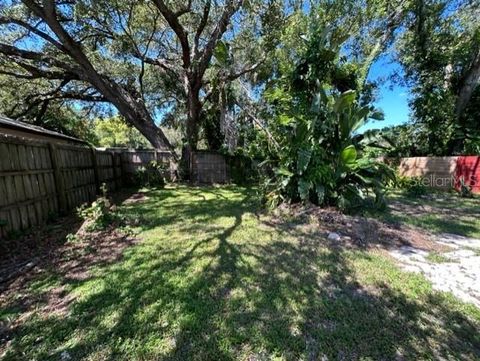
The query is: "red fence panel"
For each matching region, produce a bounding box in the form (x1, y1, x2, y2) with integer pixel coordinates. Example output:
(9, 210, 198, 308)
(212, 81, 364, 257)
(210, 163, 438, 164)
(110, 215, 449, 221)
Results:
(455, 156, 480, 193)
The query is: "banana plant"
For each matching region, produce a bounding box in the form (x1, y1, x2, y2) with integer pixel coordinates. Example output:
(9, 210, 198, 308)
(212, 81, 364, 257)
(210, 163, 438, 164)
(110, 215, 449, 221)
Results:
(263, 87, 395, 210)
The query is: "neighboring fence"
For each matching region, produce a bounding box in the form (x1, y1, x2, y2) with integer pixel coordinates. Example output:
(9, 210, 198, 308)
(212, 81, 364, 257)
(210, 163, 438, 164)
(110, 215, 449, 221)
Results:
(0, 135, 177, 238)
(191, 151, 228, 184)
(120, 149, 177, 184)
(398, 156, 480, 193)
(0, 134, 243, 237)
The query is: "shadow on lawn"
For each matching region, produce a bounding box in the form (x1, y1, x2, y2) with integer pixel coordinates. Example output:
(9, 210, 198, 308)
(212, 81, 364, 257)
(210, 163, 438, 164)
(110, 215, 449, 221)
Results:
(379, 191, 480, 238)
(2, 186, 480, 360)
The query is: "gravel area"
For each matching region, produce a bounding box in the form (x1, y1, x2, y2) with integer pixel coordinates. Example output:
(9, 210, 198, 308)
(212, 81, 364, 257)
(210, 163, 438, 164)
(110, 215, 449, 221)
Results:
(389, 233, 480, 307)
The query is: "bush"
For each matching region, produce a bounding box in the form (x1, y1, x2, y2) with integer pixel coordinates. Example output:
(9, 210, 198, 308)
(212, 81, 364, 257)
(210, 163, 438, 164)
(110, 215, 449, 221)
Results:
(394, 175, 428, 197)
(458, 176, 473, 198)
(227, 151, 259, 185)
(134, 160, 167, 188)
(259, 87, 395, 211)
(256, 28, 395, 212)
(77, 184, 115, 231)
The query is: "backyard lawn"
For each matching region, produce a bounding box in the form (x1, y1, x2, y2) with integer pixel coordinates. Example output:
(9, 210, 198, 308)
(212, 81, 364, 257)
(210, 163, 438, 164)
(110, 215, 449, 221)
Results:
(1, 186, 480, 360)
(381, 190, 480, 239)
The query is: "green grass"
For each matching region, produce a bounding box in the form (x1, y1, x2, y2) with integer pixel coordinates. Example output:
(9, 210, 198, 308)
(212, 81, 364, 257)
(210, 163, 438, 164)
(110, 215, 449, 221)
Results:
(376, 190, 480, 238)
(1, 186, 480, 360)
(425, 252, 454, 264)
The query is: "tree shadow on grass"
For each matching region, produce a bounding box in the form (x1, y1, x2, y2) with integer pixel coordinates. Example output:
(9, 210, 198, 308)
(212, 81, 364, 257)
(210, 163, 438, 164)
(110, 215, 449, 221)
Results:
(379, 191, 480, 238)
(2, 186, 480, 360)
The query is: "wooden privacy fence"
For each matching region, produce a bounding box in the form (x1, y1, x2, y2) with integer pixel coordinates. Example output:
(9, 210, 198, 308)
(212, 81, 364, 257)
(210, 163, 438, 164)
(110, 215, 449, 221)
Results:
(121, 149, 177, 184)
(398, 156, 480, 193)
(0, 135, 175, 238)
(191, 151, 228, 184)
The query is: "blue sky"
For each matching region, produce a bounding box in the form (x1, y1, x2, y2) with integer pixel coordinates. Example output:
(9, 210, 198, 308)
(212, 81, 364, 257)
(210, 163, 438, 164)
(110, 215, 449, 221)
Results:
(359, 56, 411, 133)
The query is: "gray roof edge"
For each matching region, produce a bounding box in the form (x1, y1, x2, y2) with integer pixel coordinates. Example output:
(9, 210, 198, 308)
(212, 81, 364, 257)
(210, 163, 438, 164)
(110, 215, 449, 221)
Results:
(0, 115, 87, 144)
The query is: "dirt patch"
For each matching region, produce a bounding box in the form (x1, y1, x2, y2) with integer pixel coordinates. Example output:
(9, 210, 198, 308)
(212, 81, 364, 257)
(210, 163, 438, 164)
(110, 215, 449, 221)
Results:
(122, 191, 149, 205)
(269, 204, 447, 252)
(0, 192, 143, 355)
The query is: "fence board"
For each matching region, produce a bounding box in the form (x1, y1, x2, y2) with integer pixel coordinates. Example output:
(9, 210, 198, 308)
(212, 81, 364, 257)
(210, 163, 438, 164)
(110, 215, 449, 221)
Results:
(191, 151, 228, 184)
(398, 156, 480, 193)
(0, 134, 182, 237)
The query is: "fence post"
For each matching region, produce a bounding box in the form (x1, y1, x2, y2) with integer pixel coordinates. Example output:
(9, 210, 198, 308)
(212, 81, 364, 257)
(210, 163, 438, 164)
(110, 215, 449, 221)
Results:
(111, 151, 121, 190)
(48, 143, 67, 215)
(90, 147, 100, 194)
(119, 151, 128, 185)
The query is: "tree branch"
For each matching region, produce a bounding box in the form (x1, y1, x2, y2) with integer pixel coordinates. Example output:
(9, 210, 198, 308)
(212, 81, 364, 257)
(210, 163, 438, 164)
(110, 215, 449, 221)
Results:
(197, 0, 243, 77)
(151, 0, 191, 67)
(0, 16, 66, 52)
(0, 42, 82, 73)
(194, 0, 211, 56)
(225, 59, 264, 81)
(175, 0, 192, 17)
(358, 0, 408, 89)
(455, 47, 480, 118)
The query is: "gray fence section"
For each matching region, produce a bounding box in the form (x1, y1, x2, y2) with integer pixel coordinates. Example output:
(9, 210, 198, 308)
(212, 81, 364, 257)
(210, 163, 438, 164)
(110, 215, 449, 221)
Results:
(191, 151, 228, 183)
(0, 135, 174, 238)
(121, 150, 176, 184)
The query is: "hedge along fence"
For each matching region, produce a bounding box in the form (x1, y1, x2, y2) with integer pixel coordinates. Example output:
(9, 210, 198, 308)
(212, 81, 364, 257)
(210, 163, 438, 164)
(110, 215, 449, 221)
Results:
(398, 156, 480, 193)
(0, 134, 175, 238)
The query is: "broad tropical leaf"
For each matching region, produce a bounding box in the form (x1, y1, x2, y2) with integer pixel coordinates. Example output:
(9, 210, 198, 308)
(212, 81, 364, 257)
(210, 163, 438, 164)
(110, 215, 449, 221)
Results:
(297, 148, 312, 174)
(340, 145, 357, 165)
(298, 179, 311, 201)
(334, 90, 356, 113)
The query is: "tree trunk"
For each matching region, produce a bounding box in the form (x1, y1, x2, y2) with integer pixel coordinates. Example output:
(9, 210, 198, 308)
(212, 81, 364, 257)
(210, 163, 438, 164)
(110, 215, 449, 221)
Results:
(186, 85, 202, 150)
(455, 49, 480, 119)
(86, 74, 175, 152)
(180, 83, 203, 180)
(446, 49, 480, 154)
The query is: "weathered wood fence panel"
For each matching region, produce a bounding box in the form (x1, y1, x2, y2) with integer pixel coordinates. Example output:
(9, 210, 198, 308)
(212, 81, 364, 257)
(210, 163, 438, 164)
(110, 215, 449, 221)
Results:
(191, 151, 228, 184)
(0, 135, 170, 238)
(0, 136, 58, 238)
(57, 144, 97, 212)
(121, 150, 176, 184)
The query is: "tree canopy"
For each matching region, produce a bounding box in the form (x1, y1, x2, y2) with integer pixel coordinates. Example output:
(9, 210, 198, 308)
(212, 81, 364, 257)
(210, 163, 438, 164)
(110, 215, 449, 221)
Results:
(0, 0, 478, 161)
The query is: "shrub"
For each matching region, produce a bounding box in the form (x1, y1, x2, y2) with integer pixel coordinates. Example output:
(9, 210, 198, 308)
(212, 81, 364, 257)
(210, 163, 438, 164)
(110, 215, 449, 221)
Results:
(77, 184, 115, 231)
(227, 151, 259, 185)
(256, 27, 395, 212)
(260, 87, 395, 211)
(458, 177, 473, 198)
(394, 175, 428, 197)
(134, 160, 167, 188)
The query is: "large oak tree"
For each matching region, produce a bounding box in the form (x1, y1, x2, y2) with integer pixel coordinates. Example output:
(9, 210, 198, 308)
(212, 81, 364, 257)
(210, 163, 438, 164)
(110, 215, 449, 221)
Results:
(0, 0, 272, 154)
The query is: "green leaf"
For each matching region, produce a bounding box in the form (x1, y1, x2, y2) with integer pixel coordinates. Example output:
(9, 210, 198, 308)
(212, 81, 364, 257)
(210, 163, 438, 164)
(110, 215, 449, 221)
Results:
(278, 114, 294, 126)
(298, 179, 311, 201)
(334, 90, 356, 113)
(370, 110, 385, 120)
(214, 41, 229, 65)
(315, 184, 325, 204)
(276, 167, 293, 177)
(297, 148, 312, 174)
(340, 145, 357, 165)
